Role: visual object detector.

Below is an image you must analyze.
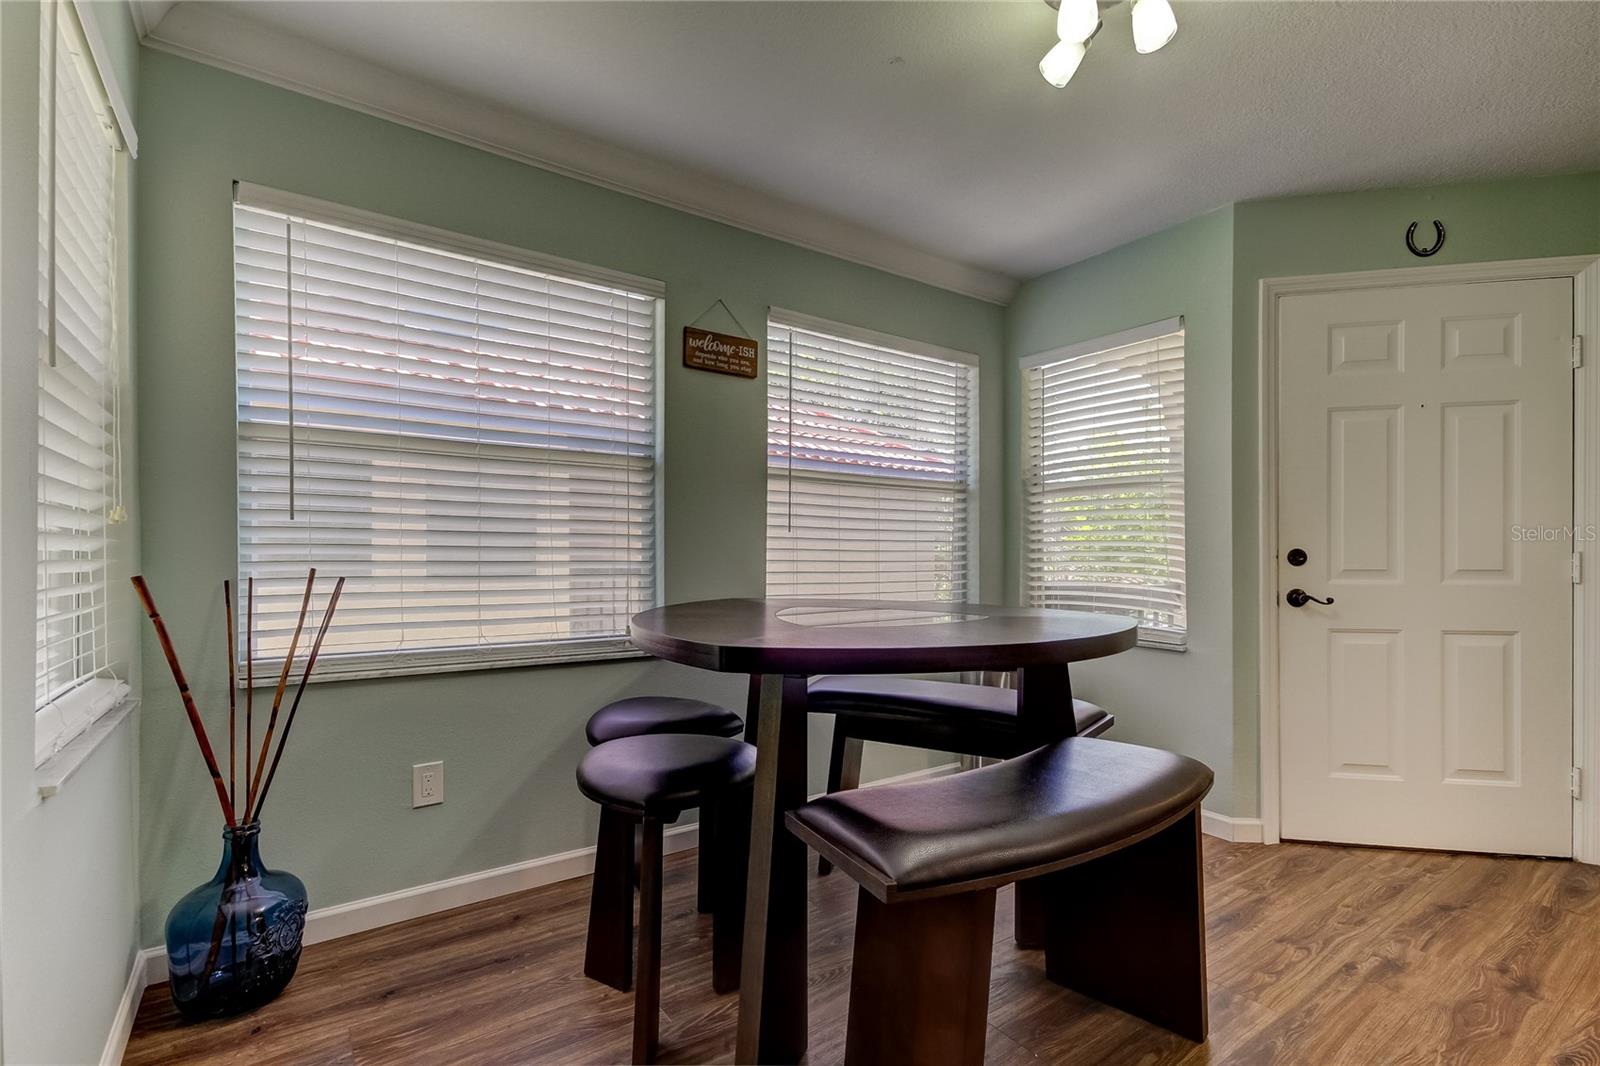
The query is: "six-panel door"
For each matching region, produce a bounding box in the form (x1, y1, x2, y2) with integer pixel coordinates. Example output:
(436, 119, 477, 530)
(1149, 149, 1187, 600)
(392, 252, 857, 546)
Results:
(1278, 278, 1575, 856)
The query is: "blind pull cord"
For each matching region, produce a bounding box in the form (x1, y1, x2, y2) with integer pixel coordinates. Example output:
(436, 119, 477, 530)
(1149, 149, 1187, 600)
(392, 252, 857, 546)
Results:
(45, 0, 58, 369)
(785, 336, 794, 533)
(107, 152, 125, 524)
(285, 216, 297, 521)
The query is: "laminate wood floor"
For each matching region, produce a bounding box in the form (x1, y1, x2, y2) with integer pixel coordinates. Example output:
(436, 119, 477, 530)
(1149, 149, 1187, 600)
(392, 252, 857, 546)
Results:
(126, 838, 1600, 1065)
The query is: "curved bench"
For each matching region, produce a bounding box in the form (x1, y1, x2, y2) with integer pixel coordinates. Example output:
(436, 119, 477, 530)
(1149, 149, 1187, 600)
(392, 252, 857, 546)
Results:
(806, 675, 1113, 877)
(786, 736, 1213, 1066)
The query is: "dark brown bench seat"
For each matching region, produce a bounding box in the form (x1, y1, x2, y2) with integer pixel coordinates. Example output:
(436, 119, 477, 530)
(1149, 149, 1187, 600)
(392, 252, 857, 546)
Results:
(786, 736, 1213, 1065)
(805, 675, 1114, 878)
(806, 674, 1112, 759)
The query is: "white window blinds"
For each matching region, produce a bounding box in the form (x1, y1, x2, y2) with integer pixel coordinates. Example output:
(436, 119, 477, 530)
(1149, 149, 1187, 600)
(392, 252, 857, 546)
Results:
(233, 186, 662, 680)
(766, 311, 976, 602)
(37, 2, 129, 765)
(1024, 319, 1186, 647)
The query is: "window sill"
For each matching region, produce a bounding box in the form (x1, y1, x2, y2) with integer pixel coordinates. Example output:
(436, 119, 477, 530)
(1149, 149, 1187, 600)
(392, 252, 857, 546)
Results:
(36, 697, 138, 799)
(1136, 633, 1187, 653)
(239, 641, 653, 686)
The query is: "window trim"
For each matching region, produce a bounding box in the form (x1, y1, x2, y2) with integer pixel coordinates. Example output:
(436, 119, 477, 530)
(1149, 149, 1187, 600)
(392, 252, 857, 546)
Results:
(765, 308, 981, 602)
(35, 0, 133, 767)
(234, 182, 666, 299)
(68, 0, 137, 157)
(769, 306, 982, 368)
(1018, 315, 1182, 370)
(1020, 315, 1186, 651)
(231, 184, 666, 682)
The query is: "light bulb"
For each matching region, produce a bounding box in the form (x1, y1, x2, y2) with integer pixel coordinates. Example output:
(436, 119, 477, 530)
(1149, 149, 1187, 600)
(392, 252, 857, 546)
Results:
(1039, 39, 1088, 88)
(1131, 0, 1177, 53)
(1055, 0, 1099, 43)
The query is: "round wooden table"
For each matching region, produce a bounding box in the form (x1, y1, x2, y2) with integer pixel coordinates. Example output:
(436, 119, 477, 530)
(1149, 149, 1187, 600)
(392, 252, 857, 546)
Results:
(630, 598, 1138, 1063)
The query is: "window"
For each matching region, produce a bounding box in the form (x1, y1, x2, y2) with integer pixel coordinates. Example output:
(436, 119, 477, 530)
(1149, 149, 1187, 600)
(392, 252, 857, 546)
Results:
(766, 310, 977, 601)
(36, 2, 130, 765)
(232, 185, 662, 680)
(1023, 318, 1185, 648)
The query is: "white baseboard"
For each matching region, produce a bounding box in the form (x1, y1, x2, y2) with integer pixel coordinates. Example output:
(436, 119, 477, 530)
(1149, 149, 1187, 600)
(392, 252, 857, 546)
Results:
(815, 760, 959, 799)
(101, 952, 148, 1066)
(1202, 809, 1266, 843)
(141, 820, 702, 987)
(137, 761, 963, 991)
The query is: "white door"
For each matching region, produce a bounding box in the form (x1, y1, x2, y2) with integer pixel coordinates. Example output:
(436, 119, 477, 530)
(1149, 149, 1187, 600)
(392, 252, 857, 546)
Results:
(1278, 277, 1575, 856)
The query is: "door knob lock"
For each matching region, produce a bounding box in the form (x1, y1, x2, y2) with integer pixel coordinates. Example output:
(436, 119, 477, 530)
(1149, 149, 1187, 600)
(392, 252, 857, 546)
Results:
(1285, 588, 1334, 608)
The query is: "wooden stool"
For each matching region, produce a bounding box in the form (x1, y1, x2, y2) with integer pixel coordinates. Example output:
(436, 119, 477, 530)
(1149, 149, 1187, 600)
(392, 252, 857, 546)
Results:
(577, 733, 755, 1064)
(787, 736, 1212, 1066)
(586, 696, 743, 914)
(806, 675, 1114, 875)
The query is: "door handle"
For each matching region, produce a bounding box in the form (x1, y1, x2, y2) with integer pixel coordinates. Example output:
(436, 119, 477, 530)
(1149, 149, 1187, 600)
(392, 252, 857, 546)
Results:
(1285, 588, 1334, 608)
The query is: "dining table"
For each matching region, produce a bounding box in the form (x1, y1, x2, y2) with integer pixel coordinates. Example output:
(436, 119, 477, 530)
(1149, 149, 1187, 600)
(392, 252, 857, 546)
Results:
(628, 597, 1139, 1064)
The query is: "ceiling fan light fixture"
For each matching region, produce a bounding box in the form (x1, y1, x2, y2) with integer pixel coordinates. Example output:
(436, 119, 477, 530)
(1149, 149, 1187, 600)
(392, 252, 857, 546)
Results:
(1130, 0, 1178, 54)
(1040, 38, 1089, 88)
(1055, 0, 1100, 43)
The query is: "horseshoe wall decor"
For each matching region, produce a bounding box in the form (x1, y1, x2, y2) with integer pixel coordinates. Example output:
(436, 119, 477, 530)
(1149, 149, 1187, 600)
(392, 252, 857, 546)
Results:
(1406, 219, 1446, 257)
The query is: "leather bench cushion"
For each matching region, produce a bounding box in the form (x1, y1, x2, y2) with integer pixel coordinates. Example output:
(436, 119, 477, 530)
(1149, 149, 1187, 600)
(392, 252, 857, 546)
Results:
(578, 734, 756, 816)
(807, 675, 1107, 734)
(585, 696, 744, 746)
(786, 736, 1212, 900)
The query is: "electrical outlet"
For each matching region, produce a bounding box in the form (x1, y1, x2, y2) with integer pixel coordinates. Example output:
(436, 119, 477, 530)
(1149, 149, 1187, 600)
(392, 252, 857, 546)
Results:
(412, 761, 444, 808)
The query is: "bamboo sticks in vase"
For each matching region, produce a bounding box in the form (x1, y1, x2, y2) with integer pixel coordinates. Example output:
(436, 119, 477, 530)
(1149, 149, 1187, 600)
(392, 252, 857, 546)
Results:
(132, 569, 345, 827)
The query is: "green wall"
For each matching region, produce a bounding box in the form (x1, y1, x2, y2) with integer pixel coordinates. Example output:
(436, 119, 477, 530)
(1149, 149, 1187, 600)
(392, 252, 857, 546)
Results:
(1004, 173, 1600, 821)
(125, 18, 1600, 967)
(1228, 172, 1600, 816)
(134, 50, 1004, 946)
(1004, 174, 1593, 819)
(1004, 207, 1238, 811)
(0, 2, 144, 1062)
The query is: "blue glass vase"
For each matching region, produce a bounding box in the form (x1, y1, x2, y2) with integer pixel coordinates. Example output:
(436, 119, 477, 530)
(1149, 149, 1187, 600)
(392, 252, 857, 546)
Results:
(166, 822, 308, 1020)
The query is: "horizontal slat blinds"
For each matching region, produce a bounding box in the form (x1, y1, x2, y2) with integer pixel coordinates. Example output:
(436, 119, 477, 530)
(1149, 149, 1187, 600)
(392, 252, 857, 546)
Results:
(37, 2, 125, 764)
(1025, 325, 1186, 645)
(233, 195, 660, 679)
(766, 314, 975, 602)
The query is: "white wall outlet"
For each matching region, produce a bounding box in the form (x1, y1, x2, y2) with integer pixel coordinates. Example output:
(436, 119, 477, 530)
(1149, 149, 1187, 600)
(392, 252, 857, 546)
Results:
(412, 761, 444, 808)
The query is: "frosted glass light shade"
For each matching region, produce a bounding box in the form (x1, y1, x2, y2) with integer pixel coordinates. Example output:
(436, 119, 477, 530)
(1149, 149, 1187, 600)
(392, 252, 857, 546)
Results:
(1039, 39, 1089, 87)
(1131, 0, 1178, 53)
(1055, 0, 1100, 43)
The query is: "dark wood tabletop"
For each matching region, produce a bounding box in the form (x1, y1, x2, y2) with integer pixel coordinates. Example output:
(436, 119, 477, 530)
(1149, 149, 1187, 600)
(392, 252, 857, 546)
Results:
(628, 597, 1138, 674)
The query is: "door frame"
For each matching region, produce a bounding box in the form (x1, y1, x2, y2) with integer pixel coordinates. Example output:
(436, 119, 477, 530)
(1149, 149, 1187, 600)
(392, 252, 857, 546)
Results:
(1257, 255, 1600, 858)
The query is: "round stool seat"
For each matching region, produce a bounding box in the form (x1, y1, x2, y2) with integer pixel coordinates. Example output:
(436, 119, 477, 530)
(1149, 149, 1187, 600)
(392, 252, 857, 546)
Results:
(585, 696, 744, 746)
(578, 734, 757, 816)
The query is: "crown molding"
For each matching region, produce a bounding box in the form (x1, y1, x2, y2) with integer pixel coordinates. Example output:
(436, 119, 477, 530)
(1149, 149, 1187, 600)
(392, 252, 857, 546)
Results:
(139, 3, 1018, 305)
(126, 0, 174, 40)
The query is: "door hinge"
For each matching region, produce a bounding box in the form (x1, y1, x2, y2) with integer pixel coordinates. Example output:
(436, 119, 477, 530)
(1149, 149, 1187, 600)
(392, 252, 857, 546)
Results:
(1574, 335, 1585, 370)
(1574, 551, 1584, 585)
(1573, 767, 1583, 800)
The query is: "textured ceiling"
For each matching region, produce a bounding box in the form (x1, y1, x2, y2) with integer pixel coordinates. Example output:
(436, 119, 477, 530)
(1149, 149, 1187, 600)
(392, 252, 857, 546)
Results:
(144, 1, 1600, 284)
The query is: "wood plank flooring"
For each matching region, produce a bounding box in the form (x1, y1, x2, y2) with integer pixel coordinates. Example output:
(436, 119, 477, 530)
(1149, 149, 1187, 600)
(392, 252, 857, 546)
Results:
(126, 838, 1600, 1065)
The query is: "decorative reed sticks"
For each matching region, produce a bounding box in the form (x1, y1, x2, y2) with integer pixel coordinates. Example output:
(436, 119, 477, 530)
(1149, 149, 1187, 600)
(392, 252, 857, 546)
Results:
(132, 569, 344, 826)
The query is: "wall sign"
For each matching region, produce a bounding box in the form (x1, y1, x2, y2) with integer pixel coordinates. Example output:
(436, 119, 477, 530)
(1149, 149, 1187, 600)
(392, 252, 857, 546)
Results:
(684, 326, 758, 379)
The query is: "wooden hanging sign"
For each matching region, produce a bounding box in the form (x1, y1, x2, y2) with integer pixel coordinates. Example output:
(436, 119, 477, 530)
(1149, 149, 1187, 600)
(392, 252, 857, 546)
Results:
(684, 326, 758, 379)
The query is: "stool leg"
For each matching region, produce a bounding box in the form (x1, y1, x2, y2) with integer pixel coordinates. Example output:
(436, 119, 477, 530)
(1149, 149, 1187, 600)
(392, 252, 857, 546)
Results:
(843, 886, 996, 1066)
(744, 674, 762, 743)
(633, 817, 665, 1064)
(1043, 807, 1208, 1041)
(711, 787, 752, 994)
(817, 730, 863, 877)
(584, 807, 636, 991)
(697, 803, 718, 914)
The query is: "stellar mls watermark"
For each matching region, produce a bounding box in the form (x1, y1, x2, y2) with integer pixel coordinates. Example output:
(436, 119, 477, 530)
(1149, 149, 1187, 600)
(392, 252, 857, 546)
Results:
(1510, 524, 1599, 542)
